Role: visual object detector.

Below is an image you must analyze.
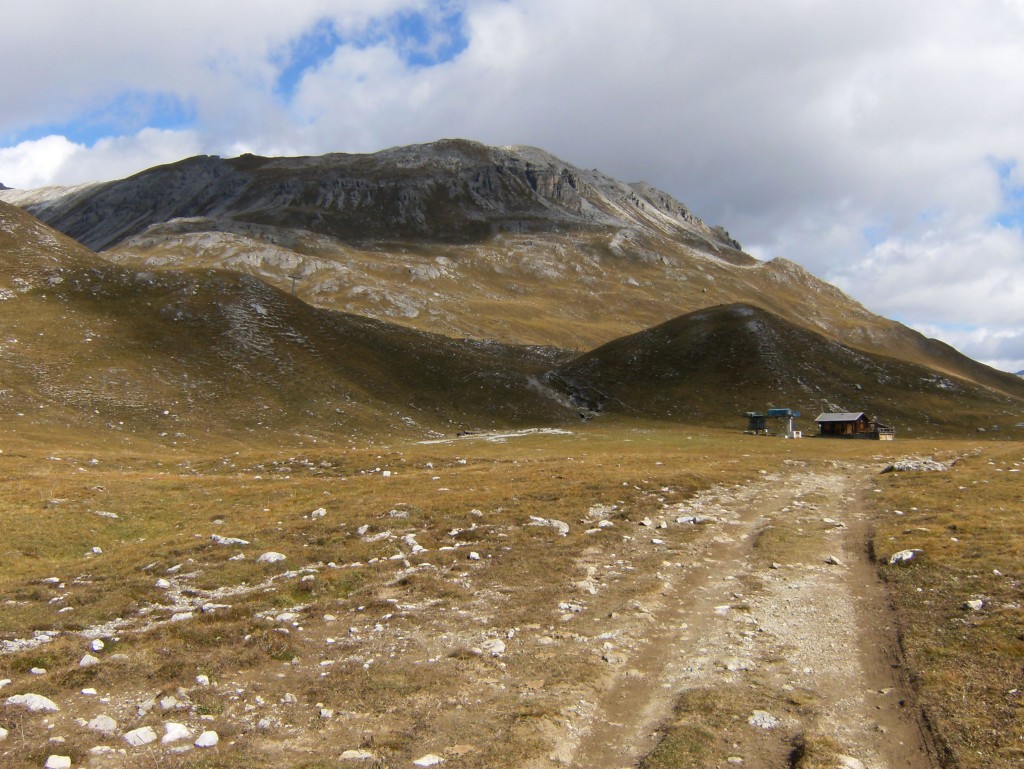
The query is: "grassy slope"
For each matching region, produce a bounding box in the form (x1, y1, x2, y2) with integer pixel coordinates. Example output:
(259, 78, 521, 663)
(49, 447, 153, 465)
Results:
(549, 304, 1024, 438)
(870, 445, 1024, 769)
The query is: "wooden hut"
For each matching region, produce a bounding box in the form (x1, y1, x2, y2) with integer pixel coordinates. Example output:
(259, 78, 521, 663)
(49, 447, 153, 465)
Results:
(814, 412, 895, 440)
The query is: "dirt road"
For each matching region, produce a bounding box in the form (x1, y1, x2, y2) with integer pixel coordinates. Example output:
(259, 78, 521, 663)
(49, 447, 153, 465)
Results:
(566, 461, 936, 769)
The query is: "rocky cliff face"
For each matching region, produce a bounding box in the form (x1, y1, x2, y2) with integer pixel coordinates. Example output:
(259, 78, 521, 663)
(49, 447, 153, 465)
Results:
(0, 139, 743, 254)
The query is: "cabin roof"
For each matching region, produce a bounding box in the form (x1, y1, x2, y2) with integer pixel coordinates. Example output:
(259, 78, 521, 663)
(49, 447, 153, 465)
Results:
(814, 412, 867, 423)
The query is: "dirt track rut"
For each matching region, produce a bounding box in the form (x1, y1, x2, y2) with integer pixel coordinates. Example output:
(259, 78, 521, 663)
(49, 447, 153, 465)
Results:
(568, 461, 935, 769)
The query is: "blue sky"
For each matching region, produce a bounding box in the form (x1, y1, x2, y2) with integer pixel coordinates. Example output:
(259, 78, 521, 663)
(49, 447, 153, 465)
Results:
(1, 0, 1023, 372)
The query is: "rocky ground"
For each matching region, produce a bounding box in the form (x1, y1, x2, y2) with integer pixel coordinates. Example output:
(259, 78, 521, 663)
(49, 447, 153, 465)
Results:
(1, 450, 938, 769)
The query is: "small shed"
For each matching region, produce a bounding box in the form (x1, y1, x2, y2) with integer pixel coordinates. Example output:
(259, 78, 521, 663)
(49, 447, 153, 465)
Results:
(746, 412, 768, 434)
(814, 412, 895, 440)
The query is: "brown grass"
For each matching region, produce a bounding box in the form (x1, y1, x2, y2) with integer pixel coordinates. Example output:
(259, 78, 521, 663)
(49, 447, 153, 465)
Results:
(870, 442, 1024, 769)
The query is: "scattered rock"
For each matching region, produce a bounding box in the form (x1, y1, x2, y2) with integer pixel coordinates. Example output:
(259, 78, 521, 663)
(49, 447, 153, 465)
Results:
(162, 722, 191, 743)
(0, 726, 7, 741)
(80, 654, 100, 667)
(310, 507, 327, 518)
(747, 710, 779, 729)
(825, 555, 843, 566)
(210, 534, 250, 545)
(481, 639, 506, 657)
(838, 756, 867, 769)
(888, 549, 922, 565)
(124, 726, 158, 747)
(883, 457, 950, 473)
(30, 667, 46, 675)
(258, 552, 287, 564)
(90, 638, 105, 652)
(194, 730, 219, 748)
(44, 756, 71, 769)
(196, 674, 210, 686)
(155, 578, 171, 589)
(87, 715, 118, 734)
(413, 755, 445, 767)
(527, 516, 569, 536)
(468, 551, 480, 561)
(5, 693, 59, 712)
(340, 749, 376, 760)
(963, 599, 984, 611)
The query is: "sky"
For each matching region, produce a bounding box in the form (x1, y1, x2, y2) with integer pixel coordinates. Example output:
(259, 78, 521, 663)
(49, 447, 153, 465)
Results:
(2, 1, 1024, 373)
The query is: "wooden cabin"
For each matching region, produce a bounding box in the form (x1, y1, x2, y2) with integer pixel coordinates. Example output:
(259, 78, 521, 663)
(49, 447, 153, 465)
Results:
(814, 412, 895, 440)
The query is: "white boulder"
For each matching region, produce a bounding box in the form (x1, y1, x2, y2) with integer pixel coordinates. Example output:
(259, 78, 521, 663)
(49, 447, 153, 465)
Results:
(87, 715, 118, 734)
(162, 722, 191, 743)
(123, 726, 158, 747)
(194, 730, 219, 748)
(5, 693, 59, 712)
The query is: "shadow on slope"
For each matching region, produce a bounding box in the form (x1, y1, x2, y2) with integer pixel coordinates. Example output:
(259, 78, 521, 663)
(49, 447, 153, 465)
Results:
(547, 304, 1024, 438)
(0, 203, 575, 446)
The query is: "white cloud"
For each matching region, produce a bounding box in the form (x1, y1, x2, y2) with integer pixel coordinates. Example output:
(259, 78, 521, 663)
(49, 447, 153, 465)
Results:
(3, 1, 1024, 370)
(0, 130, 202, 189)
(0, 136, 81, 189)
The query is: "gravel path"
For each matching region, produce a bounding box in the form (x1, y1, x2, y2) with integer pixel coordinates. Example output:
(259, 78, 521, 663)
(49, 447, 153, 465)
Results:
(567, 462, 936, 769)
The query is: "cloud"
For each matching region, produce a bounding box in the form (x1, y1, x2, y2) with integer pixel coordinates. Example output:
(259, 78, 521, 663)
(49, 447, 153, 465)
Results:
(2, 1, 1024, 370)
(0, 130, 202, 189)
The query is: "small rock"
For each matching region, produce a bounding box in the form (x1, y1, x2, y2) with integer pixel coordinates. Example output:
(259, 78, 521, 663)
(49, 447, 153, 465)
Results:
(825, 555, 843, 566)
(527, 516, 569, 536)
(90, 638, 105, 652)
(838, 756, 867, 769)
(468, 551, 481, 561)
(413, 755, 445, 767)
(310, 507, 327, 518)
(162, 722, 191, 743)
(0, 726, 7, 741)
(770, 562, 782, 570)
(888, 549, 921, 565)
(258, 551, 287, 564)
(340, 749, 376, 760)
(87, 715, 118, 734)
(81, 688, 97, 696)
(80, 654, 100, 667)
(196, 674, 210, 686)
(319, 708, 333, 719)
(210, 534, 250, 546)
(727, 759, 744, 766)
(30, 667, 47, 675)
(5, 693, 59, 712)
(160, 695, 184, 711)
(747, 710, 779, 729)
(155, 578, 171, 589)
(194, 730, 219, 748)
(481, 639, 506, 657)
(44, 757, 71, 769)
(962, 599, 984, 611)
(124, 725, 158, 746)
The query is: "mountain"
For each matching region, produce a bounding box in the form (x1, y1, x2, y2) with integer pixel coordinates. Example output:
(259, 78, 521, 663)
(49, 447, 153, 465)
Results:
(3, 139, 1007, 395)
(548, 304, 1024, 434)
(0, 200, 575, 445)
(3, 140, 1023, 439)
